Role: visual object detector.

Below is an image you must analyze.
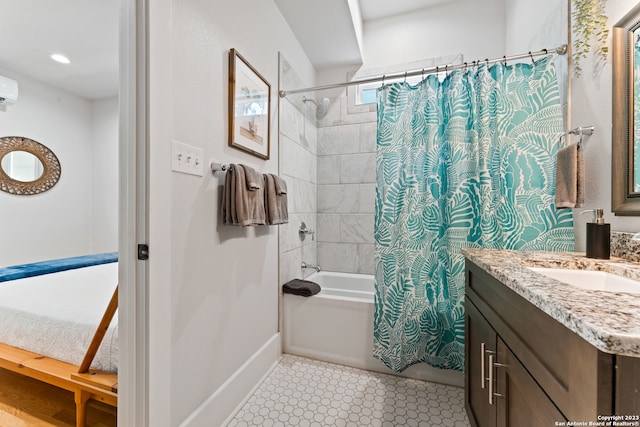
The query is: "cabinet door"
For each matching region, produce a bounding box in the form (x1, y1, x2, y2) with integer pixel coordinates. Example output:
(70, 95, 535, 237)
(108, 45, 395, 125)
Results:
(495, 338, 567, 427)
(465, 298, 497, 427)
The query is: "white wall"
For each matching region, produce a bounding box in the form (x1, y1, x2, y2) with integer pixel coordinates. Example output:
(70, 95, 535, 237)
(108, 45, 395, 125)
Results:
(0, 68, 94, 265)
(91, 97, 119, 253)
(505, 0, 567, 54)
(147, 0, 314, 425)
(317, 0, 506, 93)
(570, 0, 640, 250)
(362, 0, 505, 70)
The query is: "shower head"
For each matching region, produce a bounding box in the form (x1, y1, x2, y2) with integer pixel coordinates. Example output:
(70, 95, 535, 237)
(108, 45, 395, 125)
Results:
(302, 96, 330, 120)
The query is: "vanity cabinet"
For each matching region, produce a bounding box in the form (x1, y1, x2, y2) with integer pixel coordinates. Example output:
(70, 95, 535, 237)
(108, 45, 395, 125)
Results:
(465, 259, 616, 427)
(466, 300, 565, 427)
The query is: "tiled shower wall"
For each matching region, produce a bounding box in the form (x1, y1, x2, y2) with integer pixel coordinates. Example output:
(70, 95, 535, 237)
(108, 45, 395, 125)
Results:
(316, 96, 377, 275)
(278, 57, 318, 284)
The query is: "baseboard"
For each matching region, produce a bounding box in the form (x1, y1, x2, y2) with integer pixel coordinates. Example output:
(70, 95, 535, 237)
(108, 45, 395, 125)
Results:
(179, 333, 281, 427)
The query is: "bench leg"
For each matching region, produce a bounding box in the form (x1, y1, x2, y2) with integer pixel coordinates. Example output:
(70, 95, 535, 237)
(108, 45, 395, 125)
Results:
(74, 389, 90, 427)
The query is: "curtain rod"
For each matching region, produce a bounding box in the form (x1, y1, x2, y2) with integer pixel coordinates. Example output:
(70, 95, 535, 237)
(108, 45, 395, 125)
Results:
(279, 44, 568, 98)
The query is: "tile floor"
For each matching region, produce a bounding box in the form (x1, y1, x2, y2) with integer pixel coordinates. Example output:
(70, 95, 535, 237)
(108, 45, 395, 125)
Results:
(227, 354, 470, 427)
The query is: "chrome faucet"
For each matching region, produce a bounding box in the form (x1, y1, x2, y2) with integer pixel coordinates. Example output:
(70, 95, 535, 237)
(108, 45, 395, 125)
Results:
(299, 222, 315, 241)
(301, 262, 321, 272)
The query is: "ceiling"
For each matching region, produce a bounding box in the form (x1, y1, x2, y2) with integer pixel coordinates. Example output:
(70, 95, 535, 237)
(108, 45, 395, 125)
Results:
(0, 0, 446, 99)
(275, 0, 454, 69)
(0, 0, 119, 100)
(359, 0, 455, 21)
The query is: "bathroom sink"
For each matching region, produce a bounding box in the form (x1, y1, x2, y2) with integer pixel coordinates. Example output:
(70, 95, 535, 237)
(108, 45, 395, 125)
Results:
(528, 267, 640, 294)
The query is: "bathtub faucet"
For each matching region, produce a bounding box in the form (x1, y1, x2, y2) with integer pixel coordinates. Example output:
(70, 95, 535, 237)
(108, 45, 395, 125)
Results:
(301, 262, 321, 272)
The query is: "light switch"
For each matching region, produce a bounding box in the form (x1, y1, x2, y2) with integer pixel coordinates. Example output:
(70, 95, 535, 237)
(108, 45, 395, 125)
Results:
(171, 140, 204, 176)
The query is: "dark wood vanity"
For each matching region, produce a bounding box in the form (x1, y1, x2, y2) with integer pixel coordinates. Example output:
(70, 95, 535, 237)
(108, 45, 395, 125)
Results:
(465, 258, 640, 427)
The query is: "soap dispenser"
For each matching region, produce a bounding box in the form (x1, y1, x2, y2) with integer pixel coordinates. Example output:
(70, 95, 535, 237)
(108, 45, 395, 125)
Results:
(580, 209, 610, 259)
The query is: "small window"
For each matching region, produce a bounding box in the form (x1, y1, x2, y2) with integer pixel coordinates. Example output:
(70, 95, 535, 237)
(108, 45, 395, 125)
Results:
(354, 69, 451, 106)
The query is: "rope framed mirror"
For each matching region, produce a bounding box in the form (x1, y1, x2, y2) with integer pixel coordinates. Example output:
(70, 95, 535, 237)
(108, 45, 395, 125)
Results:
(0, 136, 61, 195)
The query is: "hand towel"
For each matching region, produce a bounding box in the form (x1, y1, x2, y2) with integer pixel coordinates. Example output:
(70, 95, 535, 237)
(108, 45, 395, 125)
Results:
(283, 279, 321, 297)
(555, 143, 584, 208)
(221, 164, 266, 226)
(264, 174, 289, 225)
(273, 174, 287, 195)
(234, 165, 266, 226)
(241, 164, 262, 191)
(221, 164, 236, 225)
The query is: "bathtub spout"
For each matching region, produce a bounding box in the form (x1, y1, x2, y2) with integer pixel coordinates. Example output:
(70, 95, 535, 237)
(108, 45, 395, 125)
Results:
(301, 262, 321, 272)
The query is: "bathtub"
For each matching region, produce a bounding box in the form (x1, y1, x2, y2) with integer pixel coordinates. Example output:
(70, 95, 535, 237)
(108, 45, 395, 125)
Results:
(283, 271, 464, 388)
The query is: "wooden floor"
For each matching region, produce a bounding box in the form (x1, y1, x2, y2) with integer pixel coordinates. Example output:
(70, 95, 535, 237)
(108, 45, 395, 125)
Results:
(0, 368, 116, 426)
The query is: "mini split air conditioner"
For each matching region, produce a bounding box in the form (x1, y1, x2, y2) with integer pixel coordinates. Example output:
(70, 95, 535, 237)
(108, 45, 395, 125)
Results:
(0, 75, 18, 105)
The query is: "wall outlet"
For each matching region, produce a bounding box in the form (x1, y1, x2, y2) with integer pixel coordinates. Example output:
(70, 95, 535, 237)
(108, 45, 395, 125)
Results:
(171, 140, 204, 176)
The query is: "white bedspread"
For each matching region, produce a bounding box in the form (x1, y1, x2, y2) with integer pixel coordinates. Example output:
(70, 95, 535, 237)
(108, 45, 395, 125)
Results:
(0, 263, 118, 373)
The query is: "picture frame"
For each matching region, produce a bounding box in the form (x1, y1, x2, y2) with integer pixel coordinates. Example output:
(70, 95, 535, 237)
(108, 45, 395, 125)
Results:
(228, 48, 271, 160)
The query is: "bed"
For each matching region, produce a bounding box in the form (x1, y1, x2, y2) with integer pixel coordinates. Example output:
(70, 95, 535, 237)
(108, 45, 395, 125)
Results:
(0, 253, 119, 427)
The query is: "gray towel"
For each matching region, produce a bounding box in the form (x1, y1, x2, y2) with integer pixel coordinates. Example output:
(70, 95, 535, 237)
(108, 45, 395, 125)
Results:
(221, 164, 266, 226)
(264, 174, 289, 225)
(555, 143, 584, 208)
(283, 279, 321, 297)
(273, 174, 287, 195)
(241, 164, 262, 191)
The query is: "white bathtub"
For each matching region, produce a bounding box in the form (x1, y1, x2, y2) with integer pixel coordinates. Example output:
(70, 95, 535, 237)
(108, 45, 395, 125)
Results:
(283, 271, 464, 387)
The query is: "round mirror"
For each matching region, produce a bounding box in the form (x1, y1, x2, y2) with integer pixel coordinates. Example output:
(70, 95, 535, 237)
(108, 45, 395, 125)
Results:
(0, 136, 61, 195)
(1, 150, 45, 182)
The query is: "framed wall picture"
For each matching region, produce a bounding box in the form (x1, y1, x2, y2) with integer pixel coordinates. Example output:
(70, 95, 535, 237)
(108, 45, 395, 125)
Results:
(228, 48, 271, 160)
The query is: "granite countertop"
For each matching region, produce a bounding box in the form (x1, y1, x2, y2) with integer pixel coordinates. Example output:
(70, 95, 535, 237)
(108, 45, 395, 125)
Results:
(462, 248, 640, 358)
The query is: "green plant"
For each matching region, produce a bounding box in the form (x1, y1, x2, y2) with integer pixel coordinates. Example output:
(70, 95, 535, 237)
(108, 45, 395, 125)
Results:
(572, 0, 609, 76)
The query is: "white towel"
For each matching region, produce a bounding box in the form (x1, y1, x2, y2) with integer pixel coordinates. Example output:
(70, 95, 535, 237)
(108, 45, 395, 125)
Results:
(555, 143, 584, 208)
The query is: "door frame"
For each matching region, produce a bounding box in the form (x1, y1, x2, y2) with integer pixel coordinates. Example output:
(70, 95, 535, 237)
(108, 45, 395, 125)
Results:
(118, 0, 149, 424)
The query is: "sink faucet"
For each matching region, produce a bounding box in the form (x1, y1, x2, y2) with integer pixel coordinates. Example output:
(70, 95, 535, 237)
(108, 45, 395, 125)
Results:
(301, 262, 321, 272)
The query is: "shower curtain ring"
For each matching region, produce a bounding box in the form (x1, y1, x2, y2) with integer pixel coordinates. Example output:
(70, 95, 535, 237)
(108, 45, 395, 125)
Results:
(421, 68, 425, 79)
(485, 58, 489, 66)
(529, 51, 535, 64)
(543, 48, 548, 55)
(503, 55, 507, 66)
(382, 74, 386, 86)
(445, 64, 449, 75)
(404, 71, 407, 84)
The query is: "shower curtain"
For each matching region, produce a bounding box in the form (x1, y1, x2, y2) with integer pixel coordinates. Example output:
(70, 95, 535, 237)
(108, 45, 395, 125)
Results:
(373, 57, 574, 372)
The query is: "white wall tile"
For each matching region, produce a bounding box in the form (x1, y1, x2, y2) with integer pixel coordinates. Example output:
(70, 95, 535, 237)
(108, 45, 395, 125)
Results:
(318, 155, 340, 184)
(318, 125, 360, 155)
(281, 135, 316, 184)
(286, 175, 317, 214)
(357, 244, 375, 275)
(317, 184, 360, 213)
(280, 247, 302, 285)
(317, 214, 341, 242)
(359, 184, 376, 213)
(279, 214, 301, 253)
(340, 214, 374, 244)
(304, 116, 318, 155)
(317, 242, 359, 273)
(360, 122, 378, 153)
(280, 98, 303, 144)
(340, 153, 376, 184)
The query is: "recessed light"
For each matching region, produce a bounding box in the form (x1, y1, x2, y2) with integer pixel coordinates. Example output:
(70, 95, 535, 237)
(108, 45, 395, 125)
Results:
(50, 54, 70, 64)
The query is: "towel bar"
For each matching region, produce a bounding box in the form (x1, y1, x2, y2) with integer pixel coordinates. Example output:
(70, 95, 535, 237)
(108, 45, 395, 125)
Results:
(566, 126, 594, 137)
(210, 162, 229, 174)
(562, 126, 595, 146)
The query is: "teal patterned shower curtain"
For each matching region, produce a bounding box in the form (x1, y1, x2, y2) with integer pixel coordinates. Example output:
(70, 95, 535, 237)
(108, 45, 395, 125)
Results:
(373, 57, 575, 372)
